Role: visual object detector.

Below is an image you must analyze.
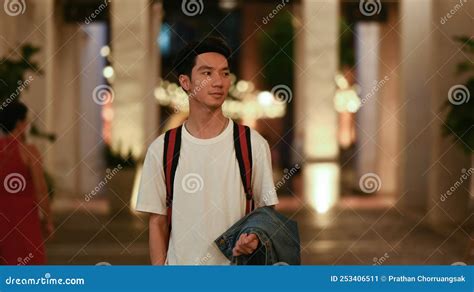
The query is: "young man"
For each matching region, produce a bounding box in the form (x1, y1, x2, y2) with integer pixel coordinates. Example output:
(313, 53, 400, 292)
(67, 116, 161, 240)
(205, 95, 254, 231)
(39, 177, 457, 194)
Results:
(135, 37, 278, 265)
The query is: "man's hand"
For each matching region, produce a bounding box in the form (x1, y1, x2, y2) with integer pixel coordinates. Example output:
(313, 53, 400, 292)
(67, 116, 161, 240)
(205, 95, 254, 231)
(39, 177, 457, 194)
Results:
(232, 233, 259, 256)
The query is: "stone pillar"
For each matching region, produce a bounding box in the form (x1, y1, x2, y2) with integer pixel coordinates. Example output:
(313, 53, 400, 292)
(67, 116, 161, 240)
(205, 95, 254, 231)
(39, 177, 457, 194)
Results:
(376, 4, 401, 198)
(294, 0, 340, 213)
(78, 23, 108, 195)
(23, 0, 59, 189)
(426, 0, 473, 232)
(110, 0, 160, 158)
(354, 22, 381, 189)
(0, 0, 84, 198)
(398, 0, 435, 212)
(49, 23, 83, 197)
(0, 1, 22, 53)
(399, 0, 472, 234)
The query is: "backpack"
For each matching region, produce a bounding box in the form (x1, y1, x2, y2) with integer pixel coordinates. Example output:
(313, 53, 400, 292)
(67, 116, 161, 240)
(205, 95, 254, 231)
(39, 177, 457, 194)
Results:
(163, 122, 255, 234)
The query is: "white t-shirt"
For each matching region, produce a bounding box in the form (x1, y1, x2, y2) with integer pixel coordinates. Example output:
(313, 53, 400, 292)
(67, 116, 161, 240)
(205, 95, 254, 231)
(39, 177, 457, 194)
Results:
(135, 118, 279, 265)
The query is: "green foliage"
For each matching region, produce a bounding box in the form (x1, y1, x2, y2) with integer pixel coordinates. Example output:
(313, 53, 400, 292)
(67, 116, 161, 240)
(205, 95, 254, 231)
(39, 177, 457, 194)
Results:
(340, 18, 355, 68)
(104, 143, 137, 169)
(0, 44, 41, 102)
(259, 11, 294, 89)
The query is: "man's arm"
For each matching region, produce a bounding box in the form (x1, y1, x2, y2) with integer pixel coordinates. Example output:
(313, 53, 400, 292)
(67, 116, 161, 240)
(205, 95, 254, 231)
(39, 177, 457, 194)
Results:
(231, 133, 279, 256)
(149, 213, 169, 265)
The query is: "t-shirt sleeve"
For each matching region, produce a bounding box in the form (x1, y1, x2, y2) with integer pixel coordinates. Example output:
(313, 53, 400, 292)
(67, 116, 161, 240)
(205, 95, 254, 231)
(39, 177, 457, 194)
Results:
(135, 138, 167, 215)
(251, 132, 279, 208)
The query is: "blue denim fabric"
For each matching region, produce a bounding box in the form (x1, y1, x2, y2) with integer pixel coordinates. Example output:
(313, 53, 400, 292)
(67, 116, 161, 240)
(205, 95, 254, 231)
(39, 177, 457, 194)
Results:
(214, 206, 300, 265)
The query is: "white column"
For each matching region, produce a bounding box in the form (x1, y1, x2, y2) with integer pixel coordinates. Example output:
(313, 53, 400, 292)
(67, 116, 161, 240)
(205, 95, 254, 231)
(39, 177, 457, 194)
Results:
(50, 24, 83, 197)
(25, 0, 84, 198)
(79, 23, 108, 195)
(426, 0, 473, 231)
(25, 0, 58, 185)
(0, 0, 84, 198)
(355, 22, 381, 186)
(0, 2, 19, 53)
(295, 0, 340, 213)
(376, 6, 401, 198)
(110, 0, 160, 159)
(398, 0, 435, 212)
(41, 0, 59, 173)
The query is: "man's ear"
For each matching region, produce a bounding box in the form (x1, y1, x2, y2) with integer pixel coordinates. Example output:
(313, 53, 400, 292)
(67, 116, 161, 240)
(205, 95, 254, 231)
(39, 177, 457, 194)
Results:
(179, 74, 191, 92)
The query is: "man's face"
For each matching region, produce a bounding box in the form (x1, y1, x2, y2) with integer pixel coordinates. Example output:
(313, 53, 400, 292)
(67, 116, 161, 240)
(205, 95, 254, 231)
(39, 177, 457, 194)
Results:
(179, 52, 231, 110)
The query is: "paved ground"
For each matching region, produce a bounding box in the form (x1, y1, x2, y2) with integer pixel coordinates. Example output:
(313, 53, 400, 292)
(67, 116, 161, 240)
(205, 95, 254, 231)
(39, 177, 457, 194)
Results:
(44, 195, 469, 265)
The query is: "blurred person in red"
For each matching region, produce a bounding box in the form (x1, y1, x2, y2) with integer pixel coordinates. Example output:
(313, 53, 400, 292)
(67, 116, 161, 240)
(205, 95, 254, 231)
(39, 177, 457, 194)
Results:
(0, 101, 53, 265)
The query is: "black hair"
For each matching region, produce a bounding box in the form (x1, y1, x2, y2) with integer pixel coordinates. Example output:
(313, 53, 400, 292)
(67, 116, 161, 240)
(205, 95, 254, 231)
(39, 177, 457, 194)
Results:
(0, 101, 28, 133)
(173, 36, 232, 78)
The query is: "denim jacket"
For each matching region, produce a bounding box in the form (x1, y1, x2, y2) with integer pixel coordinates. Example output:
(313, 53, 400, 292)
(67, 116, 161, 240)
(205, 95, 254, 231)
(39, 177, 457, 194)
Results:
(214, 206, 300, 265)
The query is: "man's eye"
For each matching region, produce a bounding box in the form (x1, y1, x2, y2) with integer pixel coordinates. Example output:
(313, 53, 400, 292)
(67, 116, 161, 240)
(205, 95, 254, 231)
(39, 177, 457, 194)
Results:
(223, 72, 230, 77)
(203, 71, 211, 75)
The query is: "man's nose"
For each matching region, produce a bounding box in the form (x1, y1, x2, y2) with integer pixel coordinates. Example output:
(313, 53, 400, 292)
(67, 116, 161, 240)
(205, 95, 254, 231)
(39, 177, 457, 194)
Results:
(211, 73, 223, 87)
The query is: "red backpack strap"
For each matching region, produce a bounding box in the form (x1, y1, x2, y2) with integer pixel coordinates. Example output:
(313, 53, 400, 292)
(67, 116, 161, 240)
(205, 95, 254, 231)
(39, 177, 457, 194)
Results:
(233, 123, 254, 214)
(163, 125, 182, 235)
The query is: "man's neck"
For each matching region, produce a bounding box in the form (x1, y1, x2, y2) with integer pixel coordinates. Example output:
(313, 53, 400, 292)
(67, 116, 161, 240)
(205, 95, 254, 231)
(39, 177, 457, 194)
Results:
(186, 107, 228, 139)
